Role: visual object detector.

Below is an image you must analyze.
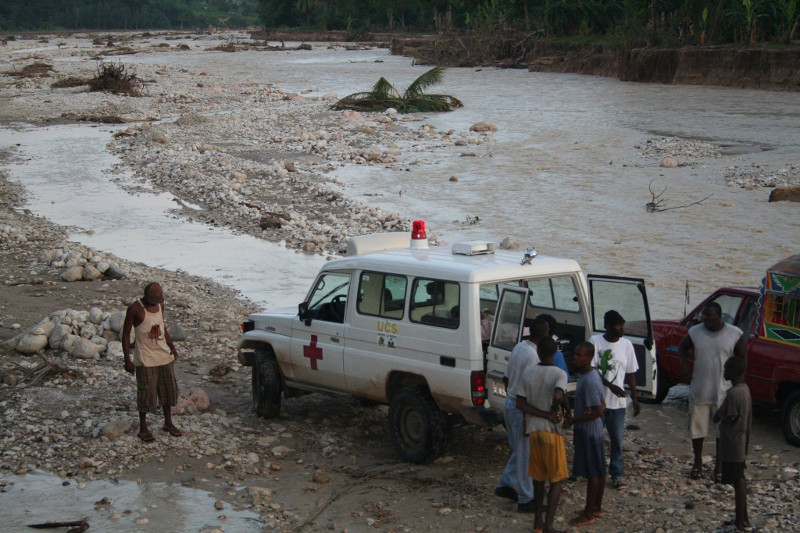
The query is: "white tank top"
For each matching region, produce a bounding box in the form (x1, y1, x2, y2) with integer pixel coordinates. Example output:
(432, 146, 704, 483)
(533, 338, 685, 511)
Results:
(133, 301, 173, 367)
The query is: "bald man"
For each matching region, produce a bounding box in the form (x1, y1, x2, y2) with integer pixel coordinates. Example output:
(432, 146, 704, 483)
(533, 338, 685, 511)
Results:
(123, 282, 182, 442)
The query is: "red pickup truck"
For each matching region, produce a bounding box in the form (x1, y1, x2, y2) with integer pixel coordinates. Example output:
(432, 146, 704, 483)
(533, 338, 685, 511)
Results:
(652, 283, 800, 447)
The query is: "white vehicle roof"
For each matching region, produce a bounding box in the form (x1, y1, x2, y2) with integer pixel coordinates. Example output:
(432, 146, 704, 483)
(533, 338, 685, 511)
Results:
(321, 244, 583, 284)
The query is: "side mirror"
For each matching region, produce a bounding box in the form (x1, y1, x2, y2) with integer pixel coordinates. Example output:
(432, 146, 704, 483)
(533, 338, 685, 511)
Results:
(298, 302, 311, 325)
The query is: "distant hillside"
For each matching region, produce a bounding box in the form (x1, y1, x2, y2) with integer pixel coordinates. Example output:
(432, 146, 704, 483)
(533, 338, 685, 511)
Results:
(0, 0, 259, 31)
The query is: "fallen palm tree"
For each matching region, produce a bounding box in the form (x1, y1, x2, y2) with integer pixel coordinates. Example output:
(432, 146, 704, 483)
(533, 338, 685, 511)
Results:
(332, 66, 462, 113)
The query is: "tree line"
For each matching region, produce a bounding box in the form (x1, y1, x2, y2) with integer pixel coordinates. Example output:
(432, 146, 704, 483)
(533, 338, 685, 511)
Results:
(0, 0, 259, 31)
(258, 0, 797, 45)
(2, 1, 797, 46)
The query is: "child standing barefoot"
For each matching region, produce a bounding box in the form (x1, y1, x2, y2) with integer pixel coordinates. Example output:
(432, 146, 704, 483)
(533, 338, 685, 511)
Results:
(566, 342, 607, 527)
(714, 356, 751, 531)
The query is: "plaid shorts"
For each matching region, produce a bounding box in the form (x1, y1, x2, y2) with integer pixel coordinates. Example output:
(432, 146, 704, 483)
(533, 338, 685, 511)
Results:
(135, 362, 179, 413)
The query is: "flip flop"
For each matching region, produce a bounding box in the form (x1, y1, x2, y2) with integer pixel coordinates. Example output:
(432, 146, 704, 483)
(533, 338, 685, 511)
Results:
(163, 425, 182, 437)
(689, 467, 703, 480)
(138, 431, 155, 442)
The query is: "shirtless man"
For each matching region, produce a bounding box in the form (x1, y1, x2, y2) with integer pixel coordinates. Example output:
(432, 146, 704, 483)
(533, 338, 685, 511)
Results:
(122, 282, 182, 442)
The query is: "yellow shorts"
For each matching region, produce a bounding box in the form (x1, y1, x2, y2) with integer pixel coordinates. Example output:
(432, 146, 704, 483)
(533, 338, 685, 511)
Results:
(527, 430, 568, 483)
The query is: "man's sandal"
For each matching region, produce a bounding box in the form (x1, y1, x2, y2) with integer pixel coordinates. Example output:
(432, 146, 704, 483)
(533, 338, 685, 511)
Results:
(138, 431, 155, 442)
(163, 425, 182, 437)
(689, 467, 703, 480)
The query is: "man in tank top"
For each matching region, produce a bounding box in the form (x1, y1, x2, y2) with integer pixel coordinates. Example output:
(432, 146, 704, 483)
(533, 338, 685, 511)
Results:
(123, 282, 182, 442)
(679, 301, 747, 481)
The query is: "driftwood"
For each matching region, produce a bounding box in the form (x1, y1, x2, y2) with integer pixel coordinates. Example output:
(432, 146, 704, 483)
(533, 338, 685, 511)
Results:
(646, 180, 712, 212)
(5, 354, 74, 386)
(28, 520, 89, 532)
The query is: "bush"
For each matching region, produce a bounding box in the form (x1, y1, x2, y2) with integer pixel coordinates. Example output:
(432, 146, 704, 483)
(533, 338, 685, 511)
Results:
(87, 63, 144, 96)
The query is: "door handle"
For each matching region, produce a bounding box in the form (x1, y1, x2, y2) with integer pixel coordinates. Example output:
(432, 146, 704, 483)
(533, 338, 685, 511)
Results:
(330, 337, 340, 343)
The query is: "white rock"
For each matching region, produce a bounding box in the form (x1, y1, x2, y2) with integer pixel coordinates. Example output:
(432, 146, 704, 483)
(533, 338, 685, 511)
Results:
(29, 318, 56, 337)
(62, 266, 84, 282)
(48, 324, 71, 350)
(108, 311, 125, 332)
(89, 307, 103, 324)
(82, 265, 101, 280)
(70, 337, 102, 359)
(105, 341, 123, 357)
(16, 334, 49, 354)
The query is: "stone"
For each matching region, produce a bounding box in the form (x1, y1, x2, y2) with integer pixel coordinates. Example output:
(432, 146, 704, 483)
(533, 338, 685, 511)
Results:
(16, 333, 49, 354)
(101, 417, 132, 441)
(499, 237, 520, 250)
(80, 323, 97, 339)
(29, 318, 56, 337)
(105, 341, 123, 358)
(89, 307, 103, 324)
(312, 468, 329, 483)
(48, 324, 71, 349)
(108, 311, 125, 332)
(248, 487, 274, 507)
(62, 266, 84, 282)
(82, 265, 102, 280)
(104, 263, 126, 279)
(660, 156, 679, 168)
(469, 121, 497, 133)
(70, 337, 102, 359)
(769, 186, 800, 202)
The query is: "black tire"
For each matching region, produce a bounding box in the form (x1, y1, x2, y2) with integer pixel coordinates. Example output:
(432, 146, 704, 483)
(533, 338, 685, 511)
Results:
(388, 386, 451, 463)
(641, 361, 671, 405)
(781, 389, 800, 447)
(252, 348, 282, 418)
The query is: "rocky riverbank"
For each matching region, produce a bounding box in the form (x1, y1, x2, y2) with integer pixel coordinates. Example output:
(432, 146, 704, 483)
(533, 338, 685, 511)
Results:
(1, 31, 800, 532)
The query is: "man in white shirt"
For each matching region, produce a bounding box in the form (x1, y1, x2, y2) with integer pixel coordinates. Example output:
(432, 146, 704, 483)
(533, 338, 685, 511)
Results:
(679, 301, 747, 481)
(494, 318, 548, 512)
(590, 310, 639, 489)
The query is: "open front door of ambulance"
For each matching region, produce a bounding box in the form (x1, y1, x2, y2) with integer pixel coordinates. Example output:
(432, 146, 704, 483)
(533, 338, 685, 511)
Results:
(587, 275, 656, 398)
(486, 286, 529, 409)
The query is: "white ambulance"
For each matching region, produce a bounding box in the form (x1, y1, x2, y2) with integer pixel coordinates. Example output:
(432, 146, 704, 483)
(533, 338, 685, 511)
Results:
(237, 221, 657, 463)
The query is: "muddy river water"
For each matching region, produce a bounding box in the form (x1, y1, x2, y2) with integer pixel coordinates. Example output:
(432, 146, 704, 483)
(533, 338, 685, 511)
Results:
(4, 34, 799, 314)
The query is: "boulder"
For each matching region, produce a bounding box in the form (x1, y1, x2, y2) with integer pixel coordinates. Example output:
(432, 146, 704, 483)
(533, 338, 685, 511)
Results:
(62, 266, 84, 282)
(70, 337, 102, 359)
(769, 186, 800, 202)
(105, 341, 123, 358)
(29, 318, 56, 337)
(82, 265, 102, 280)
(104, 263, 126, 279)
(16, 334, 49, 354)
(80, 323, 97, 339)
(89, 307, 103, 324)
(48, 324, 71, 350)
(108, 311, 126, 332)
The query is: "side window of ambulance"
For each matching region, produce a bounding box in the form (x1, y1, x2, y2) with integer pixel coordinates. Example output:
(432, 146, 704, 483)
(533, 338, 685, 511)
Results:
(528, 276, 580, 312)
(410, 278, 460, 329)
(357, 271, 407, 319)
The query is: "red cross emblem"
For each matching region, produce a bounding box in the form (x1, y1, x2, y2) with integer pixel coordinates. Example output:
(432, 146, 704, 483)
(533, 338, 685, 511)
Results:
(303, 335, 323, 370)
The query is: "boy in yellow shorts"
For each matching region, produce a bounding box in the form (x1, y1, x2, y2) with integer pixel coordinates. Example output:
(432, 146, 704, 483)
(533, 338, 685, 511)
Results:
(516, 337, 570, 533)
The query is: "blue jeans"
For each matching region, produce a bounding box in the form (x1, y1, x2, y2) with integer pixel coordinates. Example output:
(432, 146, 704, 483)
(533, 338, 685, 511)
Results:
(498, 398, 533, 503)
(604, 407, 626, 480)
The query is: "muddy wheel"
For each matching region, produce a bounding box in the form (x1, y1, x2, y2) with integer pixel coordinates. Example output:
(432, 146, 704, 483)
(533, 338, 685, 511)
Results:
(781, 389, 800, 447)
(388, 386, 451, 463)
(252, 347, 282, 418)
